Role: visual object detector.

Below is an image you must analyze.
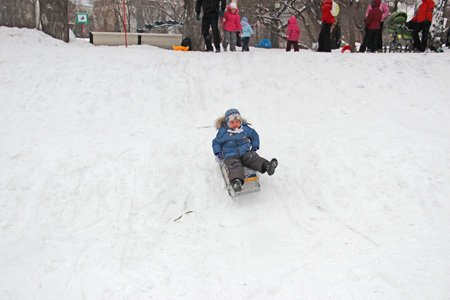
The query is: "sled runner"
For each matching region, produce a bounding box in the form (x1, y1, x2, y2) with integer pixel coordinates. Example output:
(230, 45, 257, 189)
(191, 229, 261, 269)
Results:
(218, 161, 260, 197)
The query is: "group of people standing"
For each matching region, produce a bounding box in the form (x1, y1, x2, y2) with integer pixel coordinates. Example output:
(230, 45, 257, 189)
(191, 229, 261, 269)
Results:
(195, 0, 253, 52)
(358, 0, 435, 53)
(195, 0, 436, 54)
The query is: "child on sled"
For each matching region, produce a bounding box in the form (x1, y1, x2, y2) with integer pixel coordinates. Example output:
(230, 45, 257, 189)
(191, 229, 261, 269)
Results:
(212, 108, 278, 192)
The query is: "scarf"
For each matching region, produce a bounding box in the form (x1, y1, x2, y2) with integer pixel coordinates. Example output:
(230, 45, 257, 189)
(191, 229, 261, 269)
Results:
(227, 127, 244, 134)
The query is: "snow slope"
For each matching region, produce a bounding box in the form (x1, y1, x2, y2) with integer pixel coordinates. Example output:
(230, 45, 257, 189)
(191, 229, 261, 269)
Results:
(1, 27, 450, 299)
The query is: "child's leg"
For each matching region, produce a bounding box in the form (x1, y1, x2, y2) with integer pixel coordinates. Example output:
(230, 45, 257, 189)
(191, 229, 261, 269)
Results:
(224, 157, 245, 182)
(230, 32, 237, 51)
(222, 31, 230, 51)
(294, 41, 299, 51)
(242, 37, 249, 51)
(241, 151, 267, 173)
(286, 40, 292, 51)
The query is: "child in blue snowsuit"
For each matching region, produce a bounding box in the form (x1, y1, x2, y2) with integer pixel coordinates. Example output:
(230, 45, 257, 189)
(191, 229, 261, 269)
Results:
(212, 108, 278, 192)
(240, 17, 254, 51)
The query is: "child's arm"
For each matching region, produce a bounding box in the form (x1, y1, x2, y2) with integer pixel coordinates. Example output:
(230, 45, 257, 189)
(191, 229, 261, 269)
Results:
(246, 126, 260, 151)
(212, 128, 225, 155)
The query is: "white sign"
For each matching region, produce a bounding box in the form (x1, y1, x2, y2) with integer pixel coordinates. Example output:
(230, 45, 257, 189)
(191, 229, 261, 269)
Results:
(76, 13, 89, 24)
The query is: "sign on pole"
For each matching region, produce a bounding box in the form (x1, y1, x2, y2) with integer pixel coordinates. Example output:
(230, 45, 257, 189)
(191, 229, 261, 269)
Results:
(76, 13, 89, 25)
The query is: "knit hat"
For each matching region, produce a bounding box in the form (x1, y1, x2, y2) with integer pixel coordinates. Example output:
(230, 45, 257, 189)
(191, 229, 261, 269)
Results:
(229, 2, 237, 9)
(225, 108, 241, 126)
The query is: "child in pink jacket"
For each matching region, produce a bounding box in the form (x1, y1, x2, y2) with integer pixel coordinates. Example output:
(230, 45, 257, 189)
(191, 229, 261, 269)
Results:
(222, 2, 242, 51)
(286, 16, 300, 51)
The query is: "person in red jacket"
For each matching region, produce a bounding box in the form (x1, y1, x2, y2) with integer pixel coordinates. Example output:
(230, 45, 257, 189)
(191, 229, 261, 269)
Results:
(286, 16, 300, 51)
(411, 0, 435, 52)
(317, 0, 336, 52)
(222, 2, 242, 52)
(364, 0, 382, 52)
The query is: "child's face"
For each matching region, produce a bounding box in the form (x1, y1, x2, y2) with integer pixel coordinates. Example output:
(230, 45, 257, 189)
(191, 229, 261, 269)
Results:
(229, 119, 241, 129)
(230, 8, 236, 13)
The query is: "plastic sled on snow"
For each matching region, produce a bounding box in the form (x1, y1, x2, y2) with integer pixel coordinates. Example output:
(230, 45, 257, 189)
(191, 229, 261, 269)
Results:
(255, 38, 272, 49)
(218, 160, 260, 197)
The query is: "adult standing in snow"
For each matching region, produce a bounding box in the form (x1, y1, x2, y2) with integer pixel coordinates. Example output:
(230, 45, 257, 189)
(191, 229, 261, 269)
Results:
(317, 0, 336, 52)
(360, 0, 388, 52)
(286, 15, 300, 52)
(196, 0, 226, 52)
(377, 0, 390, 51)
(411, 0, 435, 52)
(363, 0, 382, 52)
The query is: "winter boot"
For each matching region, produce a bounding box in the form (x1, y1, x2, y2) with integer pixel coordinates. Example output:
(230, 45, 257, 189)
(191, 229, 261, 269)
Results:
(263, 158, 278, 176)
(231, 178, 243, 192)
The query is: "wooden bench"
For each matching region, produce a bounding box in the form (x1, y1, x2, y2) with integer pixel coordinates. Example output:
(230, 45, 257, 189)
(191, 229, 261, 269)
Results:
(89, 32, 182, 49)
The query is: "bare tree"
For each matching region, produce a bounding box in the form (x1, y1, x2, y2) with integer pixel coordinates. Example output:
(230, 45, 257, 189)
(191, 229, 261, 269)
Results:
(0, 0, 37, 28)
(93, 0, 121, 31)
(254, 0, 320, 48)
(39, 0, 69, 42)
(182, 0, 202, 51)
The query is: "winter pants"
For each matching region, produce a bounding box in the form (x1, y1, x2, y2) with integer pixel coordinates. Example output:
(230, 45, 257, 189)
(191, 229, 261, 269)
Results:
(224, 151, 268, 182)
(377, 22, 385, 50)
(286, 40, 299, 51)
(223, 30, 237, 51)
(365, 29, 379, 52)
(318, 23, 332, 52)
(201, 13, 221, 51)
(413, 21, 431, 52)
(241, 37, 250, 51)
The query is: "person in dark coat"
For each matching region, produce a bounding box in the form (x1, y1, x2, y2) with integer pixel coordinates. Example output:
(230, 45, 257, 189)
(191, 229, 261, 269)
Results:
(317, 0, 336, 52)
(196, 0, 226, 52)
(364, 0, 382, 52)
(212, 109, 278, 192)
(331, 19, 342, 49)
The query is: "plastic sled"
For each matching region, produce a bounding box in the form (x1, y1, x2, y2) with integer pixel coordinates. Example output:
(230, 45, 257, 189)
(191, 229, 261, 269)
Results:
(219, 161, 260, 197)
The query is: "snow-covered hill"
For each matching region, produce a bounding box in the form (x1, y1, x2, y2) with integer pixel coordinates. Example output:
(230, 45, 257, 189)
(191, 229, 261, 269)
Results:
(1, 27, 450, 299)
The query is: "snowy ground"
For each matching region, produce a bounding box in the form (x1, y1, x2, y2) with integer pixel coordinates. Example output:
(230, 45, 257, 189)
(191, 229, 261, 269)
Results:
(1, 27, 450, 299)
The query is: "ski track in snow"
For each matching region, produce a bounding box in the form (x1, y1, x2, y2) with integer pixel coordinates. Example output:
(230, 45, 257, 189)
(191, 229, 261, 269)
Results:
(1, 27, 450, 299)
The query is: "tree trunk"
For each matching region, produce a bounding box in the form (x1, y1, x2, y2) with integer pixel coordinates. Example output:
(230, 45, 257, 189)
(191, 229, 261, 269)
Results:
(39, 0, 69, 42)
(0, 0, 36, 28)
(348, 0, 356, 52)
(183, 0, 203, 51)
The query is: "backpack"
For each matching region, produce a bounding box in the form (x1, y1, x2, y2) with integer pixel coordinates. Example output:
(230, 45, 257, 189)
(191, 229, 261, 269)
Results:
(181, 37, 192, 50)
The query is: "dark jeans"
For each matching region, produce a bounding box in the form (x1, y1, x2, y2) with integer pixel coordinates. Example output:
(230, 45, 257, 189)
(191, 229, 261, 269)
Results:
(201, 13, 221, 51)
(360, 28, 380, 52)
(366, 29, 379, 52)
(286, 40, 299, 51)
(241, 37, 250, 51)
(318, 23, 332, 52)
(224, 151, 268, 182)
(413, 21, 431, 52)
(377, 22, 384, 50)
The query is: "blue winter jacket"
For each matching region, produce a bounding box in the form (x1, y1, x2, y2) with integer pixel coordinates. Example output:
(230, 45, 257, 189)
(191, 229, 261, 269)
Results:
(241, 17, 254, 38)
(212, 123, 260, 158)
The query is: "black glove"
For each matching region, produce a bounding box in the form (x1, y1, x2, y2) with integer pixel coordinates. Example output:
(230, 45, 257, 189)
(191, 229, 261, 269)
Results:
(196, 13, 201, 21)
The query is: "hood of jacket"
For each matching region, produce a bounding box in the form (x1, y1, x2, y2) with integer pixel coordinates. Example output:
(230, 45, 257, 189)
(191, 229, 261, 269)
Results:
(226, 5, 239, 13)
(241, 17, 249, 26)
(372, 0, 381, 8)
(288, 16, 298, 25)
